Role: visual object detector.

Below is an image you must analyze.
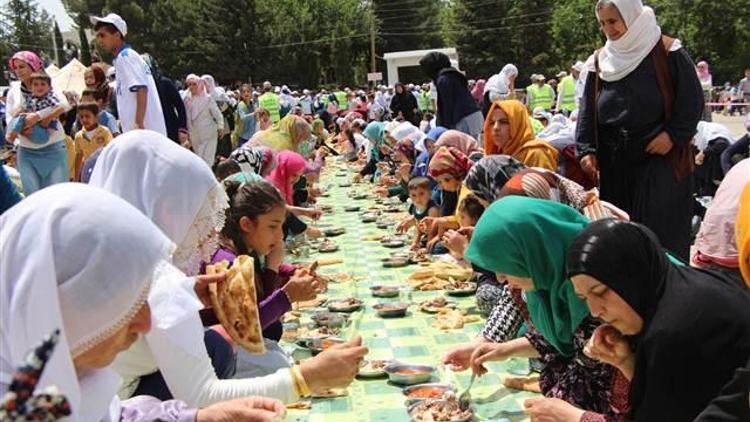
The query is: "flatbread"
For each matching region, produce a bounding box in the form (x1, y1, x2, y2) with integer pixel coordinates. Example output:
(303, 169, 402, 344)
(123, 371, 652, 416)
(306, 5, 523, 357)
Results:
(433, 309, 481, 330)
(207, 255, 265, 354)
(503, 376, 542, 393)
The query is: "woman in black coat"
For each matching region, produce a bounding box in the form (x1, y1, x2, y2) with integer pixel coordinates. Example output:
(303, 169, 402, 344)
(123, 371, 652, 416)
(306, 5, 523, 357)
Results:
(389, 83, 419, 126)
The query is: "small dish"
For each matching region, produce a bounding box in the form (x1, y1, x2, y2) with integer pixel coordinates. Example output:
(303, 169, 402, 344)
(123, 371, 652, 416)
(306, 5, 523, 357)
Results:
(311, 311, 349, 328)
(382, 239, 406, 248)
(318, 240, 339, 253)
(407, 397, 473, 422)
(361, 213, 378, 223)
(370, 285, 400, 298)
(445, 282, 478, 297)
(373, 302, 409, 318)
(323, 228, 346, 237)
(384, 363, 435, 385)
(327, 298, 363, 312)
(343, 205, 361, 212)
(382, 257, 410, 268)
(305, 337, 346, 354)
(418, 297, 458, 314)
(357, 359, 392, 378)
(402, 383, 455, 402)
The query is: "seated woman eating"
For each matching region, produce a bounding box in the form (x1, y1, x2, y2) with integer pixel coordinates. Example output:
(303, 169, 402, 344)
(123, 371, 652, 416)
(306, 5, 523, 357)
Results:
(567, 219, 750, 422)
(0, 184, 284, 421)
(448, 196, 630, 421)
(483, 99, 559, 171)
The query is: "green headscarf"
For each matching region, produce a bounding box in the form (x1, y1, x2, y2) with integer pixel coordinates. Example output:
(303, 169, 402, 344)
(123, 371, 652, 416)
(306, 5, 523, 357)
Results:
(465, 196, 590, 356)
(363, 121, 385, 161)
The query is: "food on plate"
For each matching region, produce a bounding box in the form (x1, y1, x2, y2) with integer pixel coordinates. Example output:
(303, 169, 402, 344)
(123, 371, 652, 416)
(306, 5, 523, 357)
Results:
(370, 285, 400, 298)
(286, 401, 312, 410)
(418, 297, 457, 313)
(311, 388, 348, 398)
(311, 311, 349, 328)
(385, 363, 435, 385)
(409, 396, 473, 422)
(432, 309, 480, 330)
(323, 227, 346, 237)
(382, 257, 409, 268)
(445, 281, 478, 297)
(357, 359, 391, 378)
(206, 256, 265, 353)
(407, 262, 473, 291)
(318, 239, 339, 253)
(316, 257, 343, 266)
(328, 297, 363, 312)
(343, 205, 360, 212)
(320, 338, 346, 350)
(293, 296, 327, 310)
(503, 376, 543, 393)
(317, 272, 358, 283)
(405, 386, 450, 399)
(373, 302, 409, 317)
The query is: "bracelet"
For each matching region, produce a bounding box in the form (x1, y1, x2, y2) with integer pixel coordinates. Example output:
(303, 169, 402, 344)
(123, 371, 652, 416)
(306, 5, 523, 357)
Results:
(289, 365, 311, 397)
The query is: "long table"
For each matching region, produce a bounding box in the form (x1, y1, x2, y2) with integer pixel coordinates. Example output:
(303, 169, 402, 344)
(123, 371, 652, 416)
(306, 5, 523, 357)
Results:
(285, 166, 538, 421)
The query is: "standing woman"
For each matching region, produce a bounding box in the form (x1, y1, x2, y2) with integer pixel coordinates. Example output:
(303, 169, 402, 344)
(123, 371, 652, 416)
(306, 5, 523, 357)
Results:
(4, 51, 70, 194)
(142, 54, 188, 145)
(184, 74, 224, 166)
(390, 83, 420, 126)
(576, 0, 703, 260)
(419, 52, 484, 139)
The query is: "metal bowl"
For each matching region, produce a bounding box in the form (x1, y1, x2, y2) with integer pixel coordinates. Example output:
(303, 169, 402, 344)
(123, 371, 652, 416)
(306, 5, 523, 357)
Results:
(445, 282, 478, 297)
(370, 285, 401, 298)
(323, 228, 346, 237)
(305, 337, 346, 354)
(402, 383, 456, 405)
(357, 359, 392, 378)
(384, 363, 435, 385)
(327, 298, 363, 313)
(311, 311, 349, 328)
(343, 205, 361, 212)
(361, 213, 378, 223)
(373, 302, 409, 318)
(382, 239, 406, 248)
(407, 398, 474, 422)
(382, 257, 410, 268)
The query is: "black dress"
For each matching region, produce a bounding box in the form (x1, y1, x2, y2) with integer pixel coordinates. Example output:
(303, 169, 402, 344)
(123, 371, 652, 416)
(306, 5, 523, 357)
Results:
(576, 47, 703, 261)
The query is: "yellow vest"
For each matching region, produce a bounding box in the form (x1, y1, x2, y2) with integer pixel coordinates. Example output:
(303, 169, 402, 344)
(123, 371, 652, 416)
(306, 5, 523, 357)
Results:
(557, 76, 577, 112)
(334, 91, 347, 109)
(527, 84, 554, 111)
(259, 93, 281, 123)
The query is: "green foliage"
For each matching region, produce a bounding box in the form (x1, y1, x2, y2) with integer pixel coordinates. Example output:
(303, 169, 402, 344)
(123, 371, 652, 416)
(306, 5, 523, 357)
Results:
(31, 0, 750, 87)
(1, 0, 54, 83)
(53, 21, 65, 67)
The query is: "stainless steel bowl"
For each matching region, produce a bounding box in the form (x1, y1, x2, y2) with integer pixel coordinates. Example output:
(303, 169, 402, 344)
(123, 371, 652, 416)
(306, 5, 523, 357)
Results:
(384, 363, 435, 385)
(327, 299, 363, 313)
(407, 399, 473, 422)
(402, 383, 455, 403)
(373, 302, 409, 318)
(311, 311, 349, 328)
(370, 286, 400, 298)
(305, 337, 346, 354)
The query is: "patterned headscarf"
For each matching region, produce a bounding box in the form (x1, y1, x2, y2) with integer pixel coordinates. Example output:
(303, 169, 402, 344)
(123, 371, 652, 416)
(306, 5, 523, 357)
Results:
(428, 146, 472, 179)
(395, 139, 416, 163)
(435, 130, 483, 158)
(8, 51, 43, 73)
(464, 155, 526, 203)
(229, 145, 276, 177)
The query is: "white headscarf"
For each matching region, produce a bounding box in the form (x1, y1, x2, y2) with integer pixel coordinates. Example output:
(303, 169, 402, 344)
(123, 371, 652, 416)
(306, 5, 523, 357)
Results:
(0, 184, 172, 421)
(694, 121, 736, 152)
(500, 64, 518, 81)
(90, 130, 229, 277)
(185, 74, 209, 121)
(391, 121, 427, 153)
(595, 0, 680, 82)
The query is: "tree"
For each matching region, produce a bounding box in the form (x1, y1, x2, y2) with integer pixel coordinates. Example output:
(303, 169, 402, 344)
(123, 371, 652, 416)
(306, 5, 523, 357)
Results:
(77, 14, 92, 65)
(1, 0, 54, 61)
(373, 0, 444, 55)
(53, 21, 65, 67)
(550, 0, 602, 73)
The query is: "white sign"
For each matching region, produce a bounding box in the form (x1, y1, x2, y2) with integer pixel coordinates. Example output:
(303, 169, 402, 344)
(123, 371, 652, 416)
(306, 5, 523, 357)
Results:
(367, 72, 383, 82)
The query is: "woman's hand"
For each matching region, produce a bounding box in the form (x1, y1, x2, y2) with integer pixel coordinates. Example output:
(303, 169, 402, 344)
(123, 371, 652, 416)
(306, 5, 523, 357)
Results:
(196, 397, 285, 422)
(470, 342, 508, 375)
(579, 155, 599, 186)
(523, 397, 585, 422)
(303, 208, 322, 221)
(645, 131, 674, 155)
(583, 325, 635, 380)
(374, 186, 389, 198)
(300, 336, 369, 393)
(397, 163, 412, 181)
(305, 226, 323, 239)
(194, 271, 227, 307)
(442, 341, 483, 371)
(22, 112, 41, 128)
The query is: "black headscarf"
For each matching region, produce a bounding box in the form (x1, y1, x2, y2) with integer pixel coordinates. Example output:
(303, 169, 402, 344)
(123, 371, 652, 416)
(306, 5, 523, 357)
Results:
(419, 52, 452, 81)
(566, 219, 750, 422)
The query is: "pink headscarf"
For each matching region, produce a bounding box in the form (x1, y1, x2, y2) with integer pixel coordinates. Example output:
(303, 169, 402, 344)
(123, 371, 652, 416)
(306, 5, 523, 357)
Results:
(471, 79, 486, 104)
(696, 61, 711, 83)
(435, 130, 482, 157)
(9, 51, 43, 73)
(265, 151, 307, 204)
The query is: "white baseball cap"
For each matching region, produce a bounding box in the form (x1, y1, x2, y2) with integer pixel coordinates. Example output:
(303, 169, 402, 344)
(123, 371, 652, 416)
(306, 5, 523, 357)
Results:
(90, 13, 127, 36)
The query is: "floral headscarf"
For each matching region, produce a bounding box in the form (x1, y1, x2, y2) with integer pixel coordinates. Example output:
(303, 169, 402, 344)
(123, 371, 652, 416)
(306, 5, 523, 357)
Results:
(428, 146, 472, 179)
(8, 51, 43, 73)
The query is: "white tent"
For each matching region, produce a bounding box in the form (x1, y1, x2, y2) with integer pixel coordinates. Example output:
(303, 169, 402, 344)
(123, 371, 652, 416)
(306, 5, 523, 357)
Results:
(45, 64, 60, 78)
(51, 58, 87, 95)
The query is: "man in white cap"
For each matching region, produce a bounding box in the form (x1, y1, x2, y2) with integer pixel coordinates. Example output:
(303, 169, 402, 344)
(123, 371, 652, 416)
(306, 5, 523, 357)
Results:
(556, 68, 577, 115)
(91, 13, 166, 136)
(299, 89, 313, 117)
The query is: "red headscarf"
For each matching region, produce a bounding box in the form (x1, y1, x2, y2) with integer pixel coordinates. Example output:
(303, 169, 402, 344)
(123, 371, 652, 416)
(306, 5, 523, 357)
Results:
(265, 151, 307, 204)
(428, 146, 472, 179)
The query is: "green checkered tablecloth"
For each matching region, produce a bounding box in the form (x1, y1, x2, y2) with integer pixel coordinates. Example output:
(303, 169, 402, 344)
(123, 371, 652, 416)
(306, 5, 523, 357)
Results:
(285, 166, 539, 421)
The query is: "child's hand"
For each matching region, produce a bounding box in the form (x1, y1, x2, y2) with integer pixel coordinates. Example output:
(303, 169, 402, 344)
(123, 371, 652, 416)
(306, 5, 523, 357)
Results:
(396, 218, 412, 234)
(442, 230, 468, 259)
(426, 235, 441, 253)
(22, 112, 41, 128)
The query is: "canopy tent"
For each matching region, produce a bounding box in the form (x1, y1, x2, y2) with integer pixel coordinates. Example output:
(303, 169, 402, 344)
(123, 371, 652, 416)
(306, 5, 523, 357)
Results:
(45, 64, 60, 78)
(51, 58, 87, 96)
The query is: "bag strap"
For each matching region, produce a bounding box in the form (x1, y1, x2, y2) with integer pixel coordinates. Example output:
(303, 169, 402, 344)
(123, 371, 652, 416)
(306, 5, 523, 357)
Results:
(653, 35, 675, 119)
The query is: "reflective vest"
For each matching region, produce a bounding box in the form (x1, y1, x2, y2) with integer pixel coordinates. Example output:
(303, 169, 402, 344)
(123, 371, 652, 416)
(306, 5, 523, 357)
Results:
(418, 91, 430, 112)
(527, 84, 555, 111)
(557, 76, 576, 112)
(334, 91, 347, 109)
(529, 116, 544, 136)
(258, 93, 281, 123)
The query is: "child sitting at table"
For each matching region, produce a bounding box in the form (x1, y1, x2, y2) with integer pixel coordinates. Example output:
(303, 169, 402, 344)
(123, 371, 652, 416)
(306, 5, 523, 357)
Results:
(443, 194, 486, 260)
(396, 176, 439, 250)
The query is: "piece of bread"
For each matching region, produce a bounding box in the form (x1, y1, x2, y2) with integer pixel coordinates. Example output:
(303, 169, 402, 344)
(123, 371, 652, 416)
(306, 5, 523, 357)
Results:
(207, 255, 265, 354)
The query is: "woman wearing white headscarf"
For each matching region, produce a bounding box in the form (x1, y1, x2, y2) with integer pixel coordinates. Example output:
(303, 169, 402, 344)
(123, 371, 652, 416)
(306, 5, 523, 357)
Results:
(89, 130, 366, 407)
(483, 64, 518, 116)
(575, 0, 703, 261)
(0, 184, 285, 421)
(184, 74, 224, 166)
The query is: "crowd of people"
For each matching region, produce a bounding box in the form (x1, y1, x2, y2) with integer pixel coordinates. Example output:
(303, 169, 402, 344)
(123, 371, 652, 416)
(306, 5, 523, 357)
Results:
(1, 0, 750, 421)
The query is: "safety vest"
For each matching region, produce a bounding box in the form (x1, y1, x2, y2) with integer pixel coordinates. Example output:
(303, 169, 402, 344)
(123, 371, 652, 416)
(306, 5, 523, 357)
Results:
(418, 91, 430, 112)
(527, 84, 555, 111)
(334, 91, 347, 109)
(557, 76, 576, 113)
(258, 93, 281, 124)
(529, 116, 544, 136)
